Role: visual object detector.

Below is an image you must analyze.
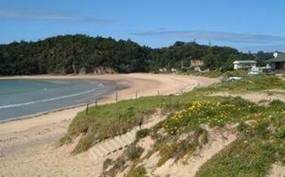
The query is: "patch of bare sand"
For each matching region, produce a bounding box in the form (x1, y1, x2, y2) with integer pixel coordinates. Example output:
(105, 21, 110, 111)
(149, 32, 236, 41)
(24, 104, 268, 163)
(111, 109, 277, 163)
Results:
(152, 127, 237, 177)
(0, 74, 218, 177)
(268, 163, 285, 177)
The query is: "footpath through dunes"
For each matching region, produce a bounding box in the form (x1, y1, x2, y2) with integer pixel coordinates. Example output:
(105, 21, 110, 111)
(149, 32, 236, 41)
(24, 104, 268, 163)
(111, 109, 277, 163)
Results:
(88, 110, 167, 177)
(0, 74, 218, 177)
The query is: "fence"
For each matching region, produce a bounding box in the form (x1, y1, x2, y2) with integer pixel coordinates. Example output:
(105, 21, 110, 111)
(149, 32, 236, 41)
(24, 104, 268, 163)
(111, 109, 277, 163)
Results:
(84, 89, 169, 115)
(84, 82, 203, 115)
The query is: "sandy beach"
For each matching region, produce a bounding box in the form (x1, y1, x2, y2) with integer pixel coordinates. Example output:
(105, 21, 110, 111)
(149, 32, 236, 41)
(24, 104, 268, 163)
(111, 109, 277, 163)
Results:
(0, 73, 217, 177)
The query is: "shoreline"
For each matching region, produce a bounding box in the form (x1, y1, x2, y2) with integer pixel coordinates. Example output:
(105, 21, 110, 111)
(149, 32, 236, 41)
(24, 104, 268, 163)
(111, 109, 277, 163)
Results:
(0, 78, 126, 124)
(0, 73, 194, 125)
(0, 73, 218, 134)
(0, 73, 219, 177)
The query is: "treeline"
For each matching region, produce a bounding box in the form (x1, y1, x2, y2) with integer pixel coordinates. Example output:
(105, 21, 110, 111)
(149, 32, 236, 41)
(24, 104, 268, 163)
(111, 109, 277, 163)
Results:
(0, 34, 273, 75)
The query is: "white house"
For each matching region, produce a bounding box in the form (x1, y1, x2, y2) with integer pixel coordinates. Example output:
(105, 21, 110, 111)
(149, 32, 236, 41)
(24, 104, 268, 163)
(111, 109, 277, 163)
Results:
(233, 60, 257, 70)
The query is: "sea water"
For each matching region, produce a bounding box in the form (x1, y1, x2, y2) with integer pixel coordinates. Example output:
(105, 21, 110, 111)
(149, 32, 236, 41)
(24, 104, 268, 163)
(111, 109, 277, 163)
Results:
(0, 79, 115, 121)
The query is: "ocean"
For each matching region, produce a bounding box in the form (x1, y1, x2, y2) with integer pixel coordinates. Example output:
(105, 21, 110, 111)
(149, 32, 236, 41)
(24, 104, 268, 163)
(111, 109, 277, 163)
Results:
(0, 79, 115, 122)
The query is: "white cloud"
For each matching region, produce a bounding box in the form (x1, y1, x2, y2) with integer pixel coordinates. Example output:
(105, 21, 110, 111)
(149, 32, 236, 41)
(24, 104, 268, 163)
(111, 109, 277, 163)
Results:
(0, 9, 113, 24)
(132, 30, 285, 44)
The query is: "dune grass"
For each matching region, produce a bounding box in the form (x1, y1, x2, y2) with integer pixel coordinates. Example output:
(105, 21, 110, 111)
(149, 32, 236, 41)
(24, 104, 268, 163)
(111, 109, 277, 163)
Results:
(62, 75, 285, 155)
(61, 95, 183, 153)
(197, 75, 285, 94)
(125, 166, 147, 177)
(61, 74, 285, 177)
(147, 96, 262, 167)
(196, 100, 285, 177)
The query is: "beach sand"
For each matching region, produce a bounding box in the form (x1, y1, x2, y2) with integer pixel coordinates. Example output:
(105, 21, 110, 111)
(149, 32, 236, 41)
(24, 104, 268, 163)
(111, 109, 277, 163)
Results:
(0, 73, 218, 177)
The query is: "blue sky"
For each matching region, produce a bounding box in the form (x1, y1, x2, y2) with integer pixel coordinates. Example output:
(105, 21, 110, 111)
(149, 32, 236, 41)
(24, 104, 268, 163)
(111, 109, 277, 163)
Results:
(1, 0, 285, 52)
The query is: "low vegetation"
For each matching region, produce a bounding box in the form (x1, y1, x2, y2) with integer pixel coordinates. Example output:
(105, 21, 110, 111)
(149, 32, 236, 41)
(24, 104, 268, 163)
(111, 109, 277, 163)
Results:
(61, 94, 185, 153)
(145, 96, 260, 167)
(198, 75, 285, 94)
(223, 69, 248, 78)
(196, 100, 285, 177)
(125, 144, 144, 161)
(64, 74, 285, 176)
(136, 129, 150, 141)
(125, 166, 147, 177)
(62, 75, 285, 153)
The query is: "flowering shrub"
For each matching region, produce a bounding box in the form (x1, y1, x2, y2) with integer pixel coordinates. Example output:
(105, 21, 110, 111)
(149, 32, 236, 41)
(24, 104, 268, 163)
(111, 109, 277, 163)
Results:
(163, 98, 259, 135)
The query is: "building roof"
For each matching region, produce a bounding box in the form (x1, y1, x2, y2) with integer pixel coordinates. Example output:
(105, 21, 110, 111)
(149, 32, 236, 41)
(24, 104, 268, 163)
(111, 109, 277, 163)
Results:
(266, 53, 285, 63)
(233, 60, 257, 64)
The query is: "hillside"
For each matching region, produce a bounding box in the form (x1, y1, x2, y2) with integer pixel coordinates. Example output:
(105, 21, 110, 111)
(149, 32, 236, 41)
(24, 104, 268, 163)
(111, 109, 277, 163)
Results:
(0, 34, 270, 76)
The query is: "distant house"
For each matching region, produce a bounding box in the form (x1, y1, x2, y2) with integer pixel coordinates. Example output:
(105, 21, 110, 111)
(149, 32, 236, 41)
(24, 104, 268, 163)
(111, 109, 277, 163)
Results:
(191, 60, 204, 67)
(266, 52, 285, 70)
(233, 60, 257, 70)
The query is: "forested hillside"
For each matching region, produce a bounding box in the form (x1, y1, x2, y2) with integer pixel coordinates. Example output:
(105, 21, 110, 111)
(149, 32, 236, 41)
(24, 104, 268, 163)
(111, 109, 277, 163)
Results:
(0, 34, 272, 75)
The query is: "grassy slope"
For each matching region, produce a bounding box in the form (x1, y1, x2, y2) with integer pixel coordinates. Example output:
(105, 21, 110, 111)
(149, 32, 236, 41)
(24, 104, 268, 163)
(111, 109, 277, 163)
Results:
(196, 100, 285, 177)
(63, 75, 285, 176)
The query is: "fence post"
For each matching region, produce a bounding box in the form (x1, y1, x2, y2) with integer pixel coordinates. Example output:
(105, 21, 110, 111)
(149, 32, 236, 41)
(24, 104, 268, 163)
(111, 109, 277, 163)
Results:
(169, 94, 172, 109)
(85, 103, 89, 115)
(95, 99, 98, 106)
(136, 90, 138, 99)
(116, 91, 118, 103)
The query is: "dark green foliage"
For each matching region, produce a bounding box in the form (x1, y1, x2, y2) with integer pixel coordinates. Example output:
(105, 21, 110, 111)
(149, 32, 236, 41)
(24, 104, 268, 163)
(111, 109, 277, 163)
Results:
(102, 156, 126, 177)
(0, 34, 263, 75)
(125, 145, 144, 161)
(0, 35, 151, 75)
(136, 129, 150, 140)
(103, 158, 113, 171)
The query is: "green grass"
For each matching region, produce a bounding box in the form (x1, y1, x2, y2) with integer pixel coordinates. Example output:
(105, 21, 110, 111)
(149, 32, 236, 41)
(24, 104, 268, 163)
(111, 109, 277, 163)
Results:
(222, 69, 248, 78)
(125, 144, 144, 161)
(145, 96, 285, 173)
(62, 74, 285, 156)
(197, 75, 285, 94)
(61, 73, 285, 176)
(125, 166, 147, 177)
(147, 96, 260, 166)
(160, 97, 260, 135)
(61, 95, 183, 153)
(195, 100, 285, 177)
(196, 139, 273, 177)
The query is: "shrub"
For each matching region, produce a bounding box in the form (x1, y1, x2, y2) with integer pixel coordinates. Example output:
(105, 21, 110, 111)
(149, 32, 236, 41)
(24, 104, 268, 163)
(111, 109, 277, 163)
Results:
(125, 145, 144, 161)
(125, 166, 147, 177)
(103, 158, 113, 171)
(269, 100, 285, 111)
(102, 157, 126, 177)
(136, 129, 150, 140)
(274, 127, 285, 139)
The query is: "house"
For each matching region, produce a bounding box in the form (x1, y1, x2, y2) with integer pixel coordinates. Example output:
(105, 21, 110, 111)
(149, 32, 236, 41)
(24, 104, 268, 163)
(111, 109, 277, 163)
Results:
(233, 60, 257, 70)
(266, 52, 285, 70)
(191, 60, 204, 67)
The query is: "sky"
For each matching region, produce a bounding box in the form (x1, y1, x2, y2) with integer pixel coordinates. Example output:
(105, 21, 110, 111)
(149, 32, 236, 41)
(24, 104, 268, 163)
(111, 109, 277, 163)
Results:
(0, 0, 285, 52)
